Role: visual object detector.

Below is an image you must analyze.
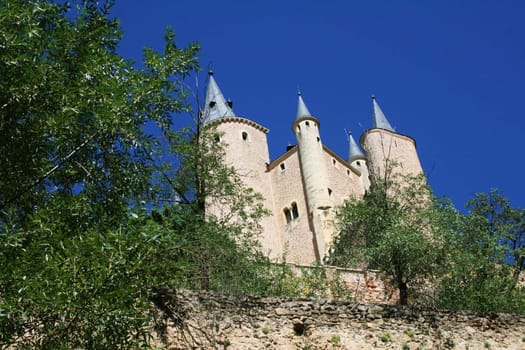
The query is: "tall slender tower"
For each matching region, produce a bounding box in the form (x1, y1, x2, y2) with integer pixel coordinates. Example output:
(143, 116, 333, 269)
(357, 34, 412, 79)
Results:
(292, 93, 333, 261)
(361, 96, 423, 181)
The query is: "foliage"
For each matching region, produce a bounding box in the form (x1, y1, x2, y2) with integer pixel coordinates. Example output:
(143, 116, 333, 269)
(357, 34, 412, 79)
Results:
(0, 0, 198, 229)
(0, 0, 202, 347)
(330, 166, 453, 305)
(0, 208, 185, 349)
(0, 0, 284, 348)
(0, 1, 323, 347)
(437, 190, 525, 314)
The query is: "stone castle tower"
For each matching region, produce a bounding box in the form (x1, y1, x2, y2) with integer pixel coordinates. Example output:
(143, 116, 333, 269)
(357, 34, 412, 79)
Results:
(202, 71, 423, 265)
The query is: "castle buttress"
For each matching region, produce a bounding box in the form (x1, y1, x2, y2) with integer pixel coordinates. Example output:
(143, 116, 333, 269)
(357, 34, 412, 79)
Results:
(202, 71, 423, 265)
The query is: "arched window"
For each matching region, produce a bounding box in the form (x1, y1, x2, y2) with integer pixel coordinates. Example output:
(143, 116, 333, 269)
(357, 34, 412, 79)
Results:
(305, 121, 310, 127)
(291, 202, 299, 219)
(242, 131, 248, 141)
(284, 208, 292, 223)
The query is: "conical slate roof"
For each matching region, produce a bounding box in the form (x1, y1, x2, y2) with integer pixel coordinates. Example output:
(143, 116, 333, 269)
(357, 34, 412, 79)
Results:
(348, 131, 365, 161)
(296, 92, 312, 119)
(372, 96, 395, 132)
(202, 71, 235, 124)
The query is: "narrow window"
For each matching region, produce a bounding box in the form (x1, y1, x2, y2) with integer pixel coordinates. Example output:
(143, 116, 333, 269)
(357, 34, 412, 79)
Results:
(317, 137, 320, 143)
(332, 159, 336, 166)
(291, 202, 299, 219)
(346, 169, 350, 176)
(242, 131, 248, 141)
(328, 188, 333, 196)
(356, 161, 361, 166)
(305, 121, 310, 127)
(297, 125, 301, 131)
(280, 163, 286, 171)
(284, 208, 292, 223)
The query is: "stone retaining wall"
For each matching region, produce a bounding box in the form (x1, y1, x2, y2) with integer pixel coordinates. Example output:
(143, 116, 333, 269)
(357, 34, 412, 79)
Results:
(165, 290, 525, 350)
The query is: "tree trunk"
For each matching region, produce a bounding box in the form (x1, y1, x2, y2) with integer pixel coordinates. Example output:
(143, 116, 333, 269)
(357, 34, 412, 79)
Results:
(398, 281, 408, 305)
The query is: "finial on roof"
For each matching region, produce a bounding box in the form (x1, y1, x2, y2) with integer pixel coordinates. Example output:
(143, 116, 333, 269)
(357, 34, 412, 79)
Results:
(372, 96, 395, 132)
(202, 71, 235, 124)
(296, 92, 312, 119)
(347, 130, 365, 161)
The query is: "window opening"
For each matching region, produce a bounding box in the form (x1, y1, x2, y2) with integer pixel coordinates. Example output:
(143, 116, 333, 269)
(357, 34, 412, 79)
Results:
(317, 137, 320, 143)
(356, 161, 361, 166)
(305, 121, 310, 127)
(291, 202, 299, 219)
(346, 169, 350, 176)
(332, 159, 336, 166)
(284, 208, 292, 223)
(328, 188, 333, 196)
(242, 131, 248, 141)
(280, 163, 286, 171)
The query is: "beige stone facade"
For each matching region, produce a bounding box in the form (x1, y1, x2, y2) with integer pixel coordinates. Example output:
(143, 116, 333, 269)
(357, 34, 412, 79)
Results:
(210, 115, 422, 265)
(203, 73, 423, 265)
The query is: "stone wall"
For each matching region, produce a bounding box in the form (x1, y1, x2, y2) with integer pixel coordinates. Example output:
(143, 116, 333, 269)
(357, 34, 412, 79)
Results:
(286, 264, 395, 304)
(164, 290, 525, 350)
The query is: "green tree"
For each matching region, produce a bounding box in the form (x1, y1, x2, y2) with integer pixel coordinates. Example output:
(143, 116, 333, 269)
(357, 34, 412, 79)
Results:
(0, 0, 198, 230)
(437, 190, 525, 313)
(0, 0, 202, 347)
(0, 1, 288, 347)
(330, 167, 455, 305)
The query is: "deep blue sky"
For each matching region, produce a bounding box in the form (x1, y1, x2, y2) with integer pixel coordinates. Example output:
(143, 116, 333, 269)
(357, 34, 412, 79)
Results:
(111, 1, 525, 210)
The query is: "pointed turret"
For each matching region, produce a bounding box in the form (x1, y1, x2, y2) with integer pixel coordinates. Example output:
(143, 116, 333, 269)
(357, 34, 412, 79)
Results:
(362, 96, 423, 180)
(202, 71, 235, 124)
(296, 91, 313, 119)
(348, 131, 365, 162)
(372, 96, 395, 132)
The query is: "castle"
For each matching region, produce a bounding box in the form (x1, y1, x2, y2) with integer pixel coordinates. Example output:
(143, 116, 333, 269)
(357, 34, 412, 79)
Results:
(202, 71, 423, 265)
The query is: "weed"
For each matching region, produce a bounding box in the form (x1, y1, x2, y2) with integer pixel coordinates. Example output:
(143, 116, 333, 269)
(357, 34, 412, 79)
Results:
(262, 327, 270, 335)
(330, 334, 341, 345)
(380, 333, 392, 343)
(484, 341, 491, 349)
(404, 328, 415, 339)
(402, 342, 410, 350)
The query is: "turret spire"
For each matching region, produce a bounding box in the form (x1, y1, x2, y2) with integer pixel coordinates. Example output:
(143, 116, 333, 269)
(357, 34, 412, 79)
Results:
(296, 91, 312, 119)
(348, 131, 365, 161)
(202, 70, 235, 124)
(372, 95, 395, 132)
